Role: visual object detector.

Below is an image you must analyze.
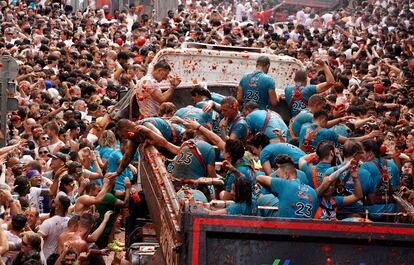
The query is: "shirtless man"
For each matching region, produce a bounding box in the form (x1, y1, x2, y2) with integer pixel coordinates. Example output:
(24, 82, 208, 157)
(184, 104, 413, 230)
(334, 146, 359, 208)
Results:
(57, 211, 113, 254)
(74, 179, 110, 215)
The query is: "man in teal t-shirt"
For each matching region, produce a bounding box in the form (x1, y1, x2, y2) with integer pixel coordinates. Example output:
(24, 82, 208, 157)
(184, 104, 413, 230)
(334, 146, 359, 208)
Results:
(257, 155, 317, 219)
(237, 56, 278, 110)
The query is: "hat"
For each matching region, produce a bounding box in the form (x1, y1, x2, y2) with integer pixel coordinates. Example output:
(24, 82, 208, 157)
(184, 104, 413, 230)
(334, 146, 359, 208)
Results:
(374, 83, 385, 94)
(48, 152, 69, 163)
(26, 170, 40, 179)
(44, 80, 53, 89)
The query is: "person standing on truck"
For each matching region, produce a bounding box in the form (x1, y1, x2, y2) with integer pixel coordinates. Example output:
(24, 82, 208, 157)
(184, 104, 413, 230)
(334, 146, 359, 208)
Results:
(284, 59, 335, 117)
(237, 56, 278, 110)
(256, 155, 317, 219)
(135, 60, 181, 118)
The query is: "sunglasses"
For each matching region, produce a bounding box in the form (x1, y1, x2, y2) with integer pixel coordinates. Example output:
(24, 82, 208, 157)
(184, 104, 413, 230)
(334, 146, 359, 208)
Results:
(39, 150, 49, 155)
(41, 137, 50, 141)
(75, 170, 83, 175)
(69, 182, 75, 187)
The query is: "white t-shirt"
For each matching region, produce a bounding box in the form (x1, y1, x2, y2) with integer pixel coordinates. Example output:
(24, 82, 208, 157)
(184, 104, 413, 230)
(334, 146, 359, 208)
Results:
(39, 215, 69, 259)
(135, 75, 162, 118)
(29, 187, 42, 212)
(235, 3, 245, 21)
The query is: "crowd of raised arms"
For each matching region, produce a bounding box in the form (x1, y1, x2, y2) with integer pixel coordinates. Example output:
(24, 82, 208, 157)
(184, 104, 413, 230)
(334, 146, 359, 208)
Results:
(0, 0, 414, 264)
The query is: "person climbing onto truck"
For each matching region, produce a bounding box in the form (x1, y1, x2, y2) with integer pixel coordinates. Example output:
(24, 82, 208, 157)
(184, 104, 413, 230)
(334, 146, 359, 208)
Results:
(237, 56, 279, 110)
(284, 59, 335, 117)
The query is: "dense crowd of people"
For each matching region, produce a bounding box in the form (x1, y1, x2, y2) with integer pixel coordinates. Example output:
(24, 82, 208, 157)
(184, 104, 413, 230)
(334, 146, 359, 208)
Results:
(0, 0, 414, 264)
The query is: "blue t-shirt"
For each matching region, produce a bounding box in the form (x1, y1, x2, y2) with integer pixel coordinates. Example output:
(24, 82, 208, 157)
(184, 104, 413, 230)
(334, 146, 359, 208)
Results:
(96, 146, 115, 161)
(288, 110, 313, 140)
(260, 143, 305, 167)
(224, 158, 255, 192)
(269, 178, 317, 219)
(107, 150, 133, 191)
(227, 200, 257, 216)
(246, 110, 288, 140)
(361, 158, 400, 216)
(324, 165, 374, 214)
(239, 70, 276, 109)
(260, 170, 308, 195)
(299, 123, 339, 153)
(301, 162, 332, 188)
(195, 100, 222, 135)
(284, 84, 317, 117)
(257, 193, 279, 217)
(315, 196, 345, 220)
(172, 139, 216, 180)
(174, 106, 210, 125)
(211, 92, 225, 104)
(139, 117, 183, 143)
(227, 114, 248, 142)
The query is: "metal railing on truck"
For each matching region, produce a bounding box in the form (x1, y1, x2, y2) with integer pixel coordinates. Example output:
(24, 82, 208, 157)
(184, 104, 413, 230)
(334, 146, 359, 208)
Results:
(139, 145, 414, 265)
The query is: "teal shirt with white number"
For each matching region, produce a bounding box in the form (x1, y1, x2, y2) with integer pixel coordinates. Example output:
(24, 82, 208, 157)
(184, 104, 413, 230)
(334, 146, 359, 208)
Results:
(239, 70, 276, 109)
(172, 139, 216, 180)
(269, 178, 317, 219)
(284, 84, 317, 117)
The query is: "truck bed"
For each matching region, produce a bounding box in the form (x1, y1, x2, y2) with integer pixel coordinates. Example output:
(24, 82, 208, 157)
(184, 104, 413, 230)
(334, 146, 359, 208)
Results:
(138, 146, 414, 265)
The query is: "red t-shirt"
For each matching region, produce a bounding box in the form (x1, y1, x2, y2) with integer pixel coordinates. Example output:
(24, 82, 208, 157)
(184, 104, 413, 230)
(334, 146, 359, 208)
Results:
(254, 8, 273, 24)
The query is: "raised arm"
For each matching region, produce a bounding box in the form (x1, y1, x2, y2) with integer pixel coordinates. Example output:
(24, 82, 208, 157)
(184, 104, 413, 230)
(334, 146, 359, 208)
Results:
(87, 210, 113, 243)
(182, 119, 225, 150)
(316, 160, 353, 196)
(342, 169, 363, 206)
(315, 59, 335, 93)
(0, 222, 8, 255)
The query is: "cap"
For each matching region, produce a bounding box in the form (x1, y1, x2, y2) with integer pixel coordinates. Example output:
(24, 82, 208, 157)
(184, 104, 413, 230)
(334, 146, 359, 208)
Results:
(26, 170, 41, 179)
(48, 152, 70, 163)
